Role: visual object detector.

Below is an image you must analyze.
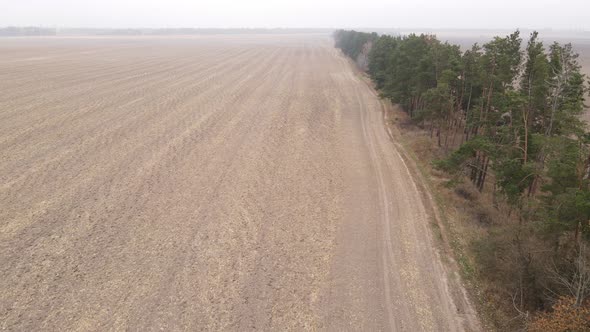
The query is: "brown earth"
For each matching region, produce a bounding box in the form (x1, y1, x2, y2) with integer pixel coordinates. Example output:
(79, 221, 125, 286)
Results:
(0, 35, 480, 331)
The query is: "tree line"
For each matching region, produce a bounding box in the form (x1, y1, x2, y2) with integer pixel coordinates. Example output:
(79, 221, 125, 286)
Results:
(335, 29, 590, 329)
(0, 27, 333, 37)
(0, 27, 57, 36)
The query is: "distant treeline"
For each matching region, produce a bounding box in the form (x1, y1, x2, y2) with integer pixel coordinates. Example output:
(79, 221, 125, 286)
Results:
(333, 30, 379, 71)
(0, 27, 332, 37)
(335, 29, 590, 329)
(334, 30, 378, 60)
(0, 27, 57, 36)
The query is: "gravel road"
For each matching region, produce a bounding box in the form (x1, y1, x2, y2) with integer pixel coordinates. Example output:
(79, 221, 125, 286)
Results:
(0, 35, 480, 331)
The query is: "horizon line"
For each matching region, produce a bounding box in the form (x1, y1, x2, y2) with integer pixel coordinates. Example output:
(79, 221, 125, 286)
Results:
(2, 26, 590, 32)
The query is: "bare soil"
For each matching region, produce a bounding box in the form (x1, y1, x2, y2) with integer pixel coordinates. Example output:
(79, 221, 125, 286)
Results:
(0, 35, 480, 331)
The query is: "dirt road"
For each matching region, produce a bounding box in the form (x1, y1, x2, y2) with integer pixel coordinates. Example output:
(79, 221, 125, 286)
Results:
(0, 35, 479, 331)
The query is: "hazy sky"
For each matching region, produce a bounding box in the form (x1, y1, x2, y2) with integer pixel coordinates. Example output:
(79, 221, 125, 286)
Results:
(2, 0, 589, 30)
